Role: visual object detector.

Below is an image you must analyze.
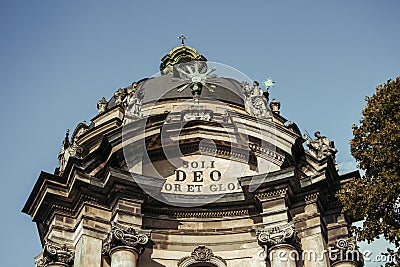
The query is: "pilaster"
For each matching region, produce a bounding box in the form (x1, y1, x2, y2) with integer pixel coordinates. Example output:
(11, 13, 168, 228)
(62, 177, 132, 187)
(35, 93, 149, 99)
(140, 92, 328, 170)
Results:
(294, 192, 330, 267)
(72, 205, 111, 267)
(256, 188, 290, 225)
(111, 198, 144, 227)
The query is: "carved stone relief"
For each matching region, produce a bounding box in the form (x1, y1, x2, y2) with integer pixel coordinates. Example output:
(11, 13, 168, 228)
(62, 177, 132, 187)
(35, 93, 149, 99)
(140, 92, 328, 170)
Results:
(35, 240, 74, 267)
(177, 246, 227, 267)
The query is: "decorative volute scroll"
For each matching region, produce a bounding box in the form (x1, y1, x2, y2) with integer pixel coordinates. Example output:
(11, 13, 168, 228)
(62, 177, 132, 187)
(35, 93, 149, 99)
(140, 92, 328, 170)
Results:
(101, 222, 150, 256)
(330, 237, 364, 267)
(35, 240, 74, 267)
(178, 245, 227, 267)
(256, 221, 299, 249)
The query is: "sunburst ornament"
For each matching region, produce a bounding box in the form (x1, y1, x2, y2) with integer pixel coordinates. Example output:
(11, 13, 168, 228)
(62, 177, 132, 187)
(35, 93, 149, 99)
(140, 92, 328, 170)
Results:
(263, 78, 275, 90)
(173, 61, 220, 104)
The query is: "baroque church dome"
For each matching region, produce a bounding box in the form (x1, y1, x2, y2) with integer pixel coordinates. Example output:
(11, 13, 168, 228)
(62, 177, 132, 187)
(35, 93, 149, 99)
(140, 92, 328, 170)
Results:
(23, 42, 363, 267)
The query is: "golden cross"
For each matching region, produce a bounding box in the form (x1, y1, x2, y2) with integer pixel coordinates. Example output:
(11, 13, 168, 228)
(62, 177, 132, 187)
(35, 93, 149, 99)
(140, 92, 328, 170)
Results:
(178, 34, 187, 45)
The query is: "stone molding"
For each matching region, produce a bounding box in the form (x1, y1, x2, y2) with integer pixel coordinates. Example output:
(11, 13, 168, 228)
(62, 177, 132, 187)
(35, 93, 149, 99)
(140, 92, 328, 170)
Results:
(255, 188, 288, 200)
(35, 240, 74, 267)
(102, 222, 149, 256)
(143, 206, 256, 218)
(249, 143, 285, 165)
(305, 192, 320, 203)
(256, 222, 300, 250)
(177, 245, 227, 267)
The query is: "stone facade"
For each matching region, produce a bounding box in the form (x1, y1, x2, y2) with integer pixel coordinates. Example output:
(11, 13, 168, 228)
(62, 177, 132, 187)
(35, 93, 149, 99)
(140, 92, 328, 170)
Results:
(23, 44, 363, 267)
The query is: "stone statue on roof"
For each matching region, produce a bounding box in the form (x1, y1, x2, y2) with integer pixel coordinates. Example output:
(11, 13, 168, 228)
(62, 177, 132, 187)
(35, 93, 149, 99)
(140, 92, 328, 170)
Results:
(57, 129, 86, 174)
(114, 88, 126, 106)
(304, 131, 338, 159)
(242, 81, 270, 119)
(97, 97, 107, 114)
(124, 82, 138, 108)
(123, 82, 144, 124)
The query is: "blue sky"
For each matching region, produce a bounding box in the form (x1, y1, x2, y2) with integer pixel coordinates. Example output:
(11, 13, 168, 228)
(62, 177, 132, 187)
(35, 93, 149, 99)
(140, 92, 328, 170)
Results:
(0, 0, 398, 266)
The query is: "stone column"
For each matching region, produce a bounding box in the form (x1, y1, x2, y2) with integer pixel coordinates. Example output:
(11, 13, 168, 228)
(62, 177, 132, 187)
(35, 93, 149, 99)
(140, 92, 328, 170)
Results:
(269, 244, 297, 267)
(110, 247, 138, 267)
(257, 222, 299, 267)
(35, 240, 74, 267)
(102, 222, 150, 267)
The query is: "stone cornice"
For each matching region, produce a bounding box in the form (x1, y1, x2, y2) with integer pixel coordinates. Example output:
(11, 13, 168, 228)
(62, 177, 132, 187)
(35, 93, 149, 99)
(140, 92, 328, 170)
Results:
(146, 140, 252, 165)
(248, 143, 285, 166)
(238, 166, 296, 188)
(255, 188, 289, 200)
(305, 191, 320, 203)
(22, 167, 148, 232)
(226, 110, 301, 140)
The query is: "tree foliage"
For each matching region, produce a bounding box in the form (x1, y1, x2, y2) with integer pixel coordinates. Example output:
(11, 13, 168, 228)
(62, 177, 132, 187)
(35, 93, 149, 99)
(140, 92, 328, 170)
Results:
(337, 77, 400, 266)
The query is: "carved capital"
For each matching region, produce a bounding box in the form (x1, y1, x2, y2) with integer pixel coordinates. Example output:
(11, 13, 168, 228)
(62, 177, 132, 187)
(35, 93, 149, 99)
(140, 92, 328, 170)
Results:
(102, 222, 150, 257)
(36, 240, 74, 267)
(256, 222, 300, 250)
(330, 237, 364, 267)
